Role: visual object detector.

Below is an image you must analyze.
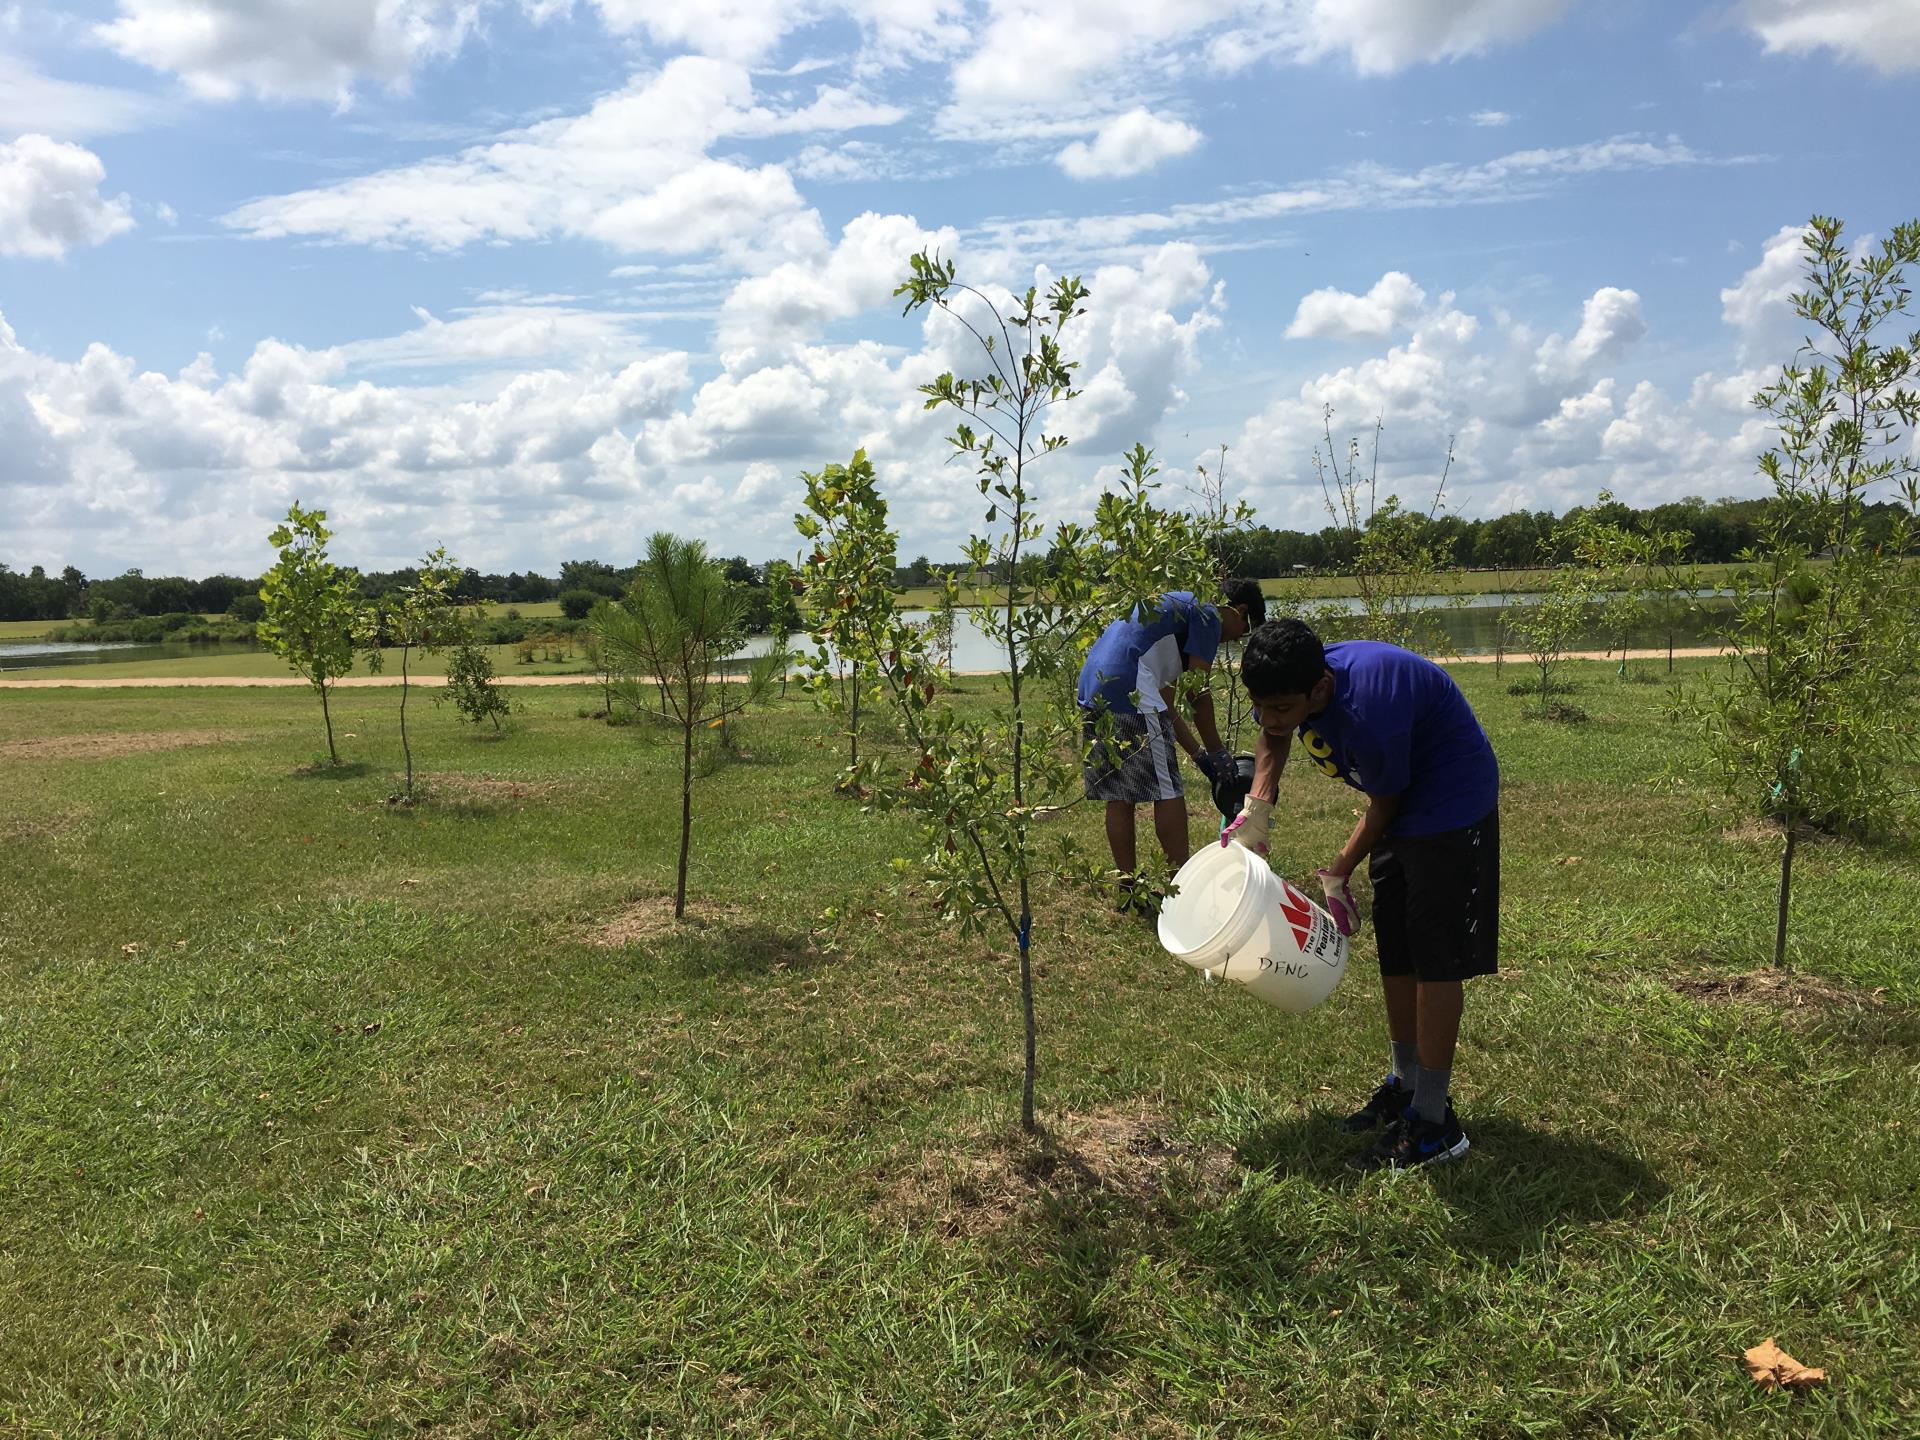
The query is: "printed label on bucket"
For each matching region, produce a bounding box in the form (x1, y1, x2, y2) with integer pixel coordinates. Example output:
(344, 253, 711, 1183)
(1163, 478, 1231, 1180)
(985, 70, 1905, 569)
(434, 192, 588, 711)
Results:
(1271, 879, 1344, 968)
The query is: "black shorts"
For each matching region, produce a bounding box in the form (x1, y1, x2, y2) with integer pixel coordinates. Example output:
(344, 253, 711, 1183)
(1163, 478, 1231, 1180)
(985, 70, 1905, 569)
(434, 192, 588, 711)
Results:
(1369, 808, 1499, 983)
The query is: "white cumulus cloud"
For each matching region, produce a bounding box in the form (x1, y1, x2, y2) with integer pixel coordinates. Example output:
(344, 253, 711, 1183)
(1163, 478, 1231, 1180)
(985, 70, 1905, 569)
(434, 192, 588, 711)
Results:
(1230, 276, 1754, 530)
(94, 0, 483, 103)
(1721, 223, 1809, 363)
(717, 210, 960, 361)
(1211, 0, 1570, 77)
(1056, 108, 1203, 180)
(0, 134, 136, 259)
(1294, 0, 1571, 74)
(1286, 271, 1428, 341)
(1737, 0, 1920, 75)
(221, 59, 893, 263)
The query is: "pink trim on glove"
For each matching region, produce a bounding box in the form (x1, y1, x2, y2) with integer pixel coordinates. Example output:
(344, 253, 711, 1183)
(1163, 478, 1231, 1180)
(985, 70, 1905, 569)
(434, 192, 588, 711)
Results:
(1222, 812, 1268, 854)
(1317, 867, 1358, 937)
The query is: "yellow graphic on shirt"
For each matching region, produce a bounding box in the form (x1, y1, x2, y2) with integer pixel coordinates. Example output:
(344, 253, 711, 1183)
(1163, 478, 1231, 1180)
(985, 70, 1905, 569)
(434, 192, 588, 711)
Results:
(1300, 724, 1365, 788)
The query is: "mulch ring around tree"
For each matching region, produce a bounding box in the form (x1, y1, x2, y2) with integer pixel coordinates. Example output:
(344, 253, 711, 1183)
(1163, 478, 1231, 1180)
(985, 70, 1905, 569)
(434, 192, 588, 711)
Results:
(582, 894, 748, 947)
(1670, 967, 1888, 1014)
(873, 1104, 1239, 1242)
(418, 772, 572, 803)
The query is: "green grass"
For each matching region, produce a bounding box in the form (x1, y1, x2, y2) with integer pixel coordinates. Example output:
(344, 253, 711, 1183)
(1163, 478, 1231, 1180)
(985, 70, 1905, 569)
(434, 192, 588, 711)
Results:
(1, 642, 594, 681)
(0, 617, 98, 641)
(2, 603, 565, 650)
(493, 599, 566, 620)
(2, 663, 1915, 1436)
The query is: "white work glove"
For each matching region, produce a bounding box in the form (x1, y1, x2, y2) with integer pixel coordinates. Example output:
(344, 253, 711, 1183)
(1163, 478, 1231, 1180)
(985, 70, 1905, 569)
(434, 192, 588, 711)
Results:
(1316, 868, 1360, 937)
(1221, 796, 1271, 855)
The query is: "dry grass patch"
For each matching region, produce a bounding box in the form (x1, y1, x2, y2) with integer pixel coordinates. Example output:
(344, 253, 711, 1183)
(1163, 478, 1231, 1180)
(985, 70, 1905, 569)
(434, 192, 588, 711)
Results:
(874, 1104, 1238, 1241)
(0, 810, 87, 842)
(1671, 967, 1887, 1013)
(419, 772, 571, 802)
(0, 728, 235, 762)
(1721, 815, 1788, 845)
(583, 895, 748, 947)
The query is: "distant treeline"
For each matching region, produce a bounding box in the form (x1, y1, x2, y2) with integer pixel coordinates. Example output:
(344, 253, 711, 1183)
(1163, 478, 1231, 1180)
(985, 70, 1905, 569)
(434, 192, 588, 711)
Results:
(0, 554, 774, 626)
(1218, 494, 1915, 577)
(5, 494, 1913, 624)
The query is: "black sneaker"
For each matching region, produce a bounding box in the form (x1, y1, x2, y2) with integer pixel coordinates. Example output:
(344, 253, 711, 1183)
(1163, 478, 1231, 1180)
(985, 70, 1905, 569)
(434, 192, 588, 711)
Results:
(1339, 1076, 1411, 1133)
(1348, 1104, 1470, 1172)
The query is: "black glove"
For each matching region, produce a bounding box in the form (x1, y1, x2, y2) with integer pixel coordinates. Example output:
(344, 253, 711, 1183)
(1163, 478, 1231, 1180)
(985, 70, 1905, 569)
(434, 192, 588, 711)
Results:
(1210, 753, 1255, 820)
(1195, 748, 1231, 783)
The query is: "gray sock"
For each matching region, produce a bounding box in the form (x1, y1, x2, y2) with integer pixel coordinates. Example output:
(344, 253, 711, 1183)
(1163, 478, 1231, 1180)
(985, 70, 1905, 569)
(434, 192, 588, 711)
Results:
(1389, 1042, 1419, 1090)
(1412, 1064, 1451, 1124)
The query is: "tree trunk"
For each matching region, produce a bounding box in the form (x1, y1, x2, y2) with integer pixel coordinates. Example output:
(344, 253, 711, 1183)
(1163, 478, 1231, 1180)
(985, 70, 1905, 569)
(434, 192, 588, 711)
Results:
(676, 716, 694, 921)
(1773, 824, 1796, 971)
(320, 680, 338, 764)
(1018, 884, 1036, 1134)
(1008, 511, 1035, 1134)
(849, 678, 860, 770)
(400, 643, 413, 798)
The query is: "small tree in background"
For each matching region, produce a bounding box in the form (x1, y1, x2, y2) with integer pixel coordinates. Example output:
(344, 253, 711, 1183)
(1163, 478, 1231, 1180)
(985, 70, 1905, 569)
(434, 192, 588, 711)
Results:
(1190, 443, 1259, 750)
(924, 578, 960, 685)
(799, 466, 899, 771)
(1580, 499, 1641, 676)
(1684, 215, 1920, 969)
(1508, 523, 1600, 719)
(1648, 541, 1709, 674)
(259, 503, 364, 765)
(362, 546, 461, 801)
(764, 560, 801, 698)
(558, 588, 599, 621)
(598, 532, 781, 921)
(1561, 492, 1668, 678)
(1315, 408, 1459, 655)
(581, 602, 617, 715)
(441, 622, 511, 732)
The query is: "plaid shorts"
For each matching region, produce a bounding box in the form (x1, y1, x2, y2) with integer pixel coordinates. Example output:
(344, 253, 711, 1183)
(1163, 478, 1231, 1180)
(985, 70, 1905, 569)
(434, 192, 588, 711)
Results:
(1082, 709, 1184, 804)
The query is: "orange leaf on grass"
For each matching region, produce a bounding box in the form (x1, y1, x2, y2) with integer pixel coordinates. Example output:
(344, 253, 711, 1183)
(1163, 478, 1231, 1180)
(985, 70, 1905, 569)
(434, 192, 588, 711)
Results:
(1742, 1338, 1827, 1391)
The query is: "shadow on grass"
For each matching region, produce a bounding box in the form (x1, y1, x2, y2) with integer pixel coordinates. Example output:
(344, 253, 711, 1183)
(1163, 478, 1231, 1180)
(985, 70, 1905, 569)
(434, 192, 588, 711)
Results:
(670, 921, 823, 979)
(291, 760, 374, 781)
(587, 899, 823, 979)
(1235, 1109, 1667, 1259)
(984, 1107, 1666, 1375)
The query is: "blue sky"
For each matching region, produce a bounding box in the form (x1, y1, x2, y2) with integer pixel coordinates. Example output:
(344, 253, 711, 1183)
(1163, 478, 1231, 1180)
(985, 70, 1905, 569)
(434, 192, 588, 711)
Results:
(2, 0, 1916, 577)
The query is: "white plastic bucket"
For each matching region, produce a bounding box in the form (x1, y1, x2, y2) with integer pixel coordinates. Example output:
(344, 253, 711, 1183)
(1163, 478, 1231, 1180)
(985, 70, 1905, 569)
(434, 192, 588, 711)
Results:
(1156, 844, 1350, 1012)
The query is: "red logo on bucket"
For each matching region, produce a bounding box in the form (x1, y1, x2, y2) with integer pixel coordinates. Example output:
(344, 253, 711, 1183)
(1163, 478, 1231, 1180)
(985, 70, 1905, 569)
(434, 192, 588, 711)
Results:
(1278, 880, 1315, 951)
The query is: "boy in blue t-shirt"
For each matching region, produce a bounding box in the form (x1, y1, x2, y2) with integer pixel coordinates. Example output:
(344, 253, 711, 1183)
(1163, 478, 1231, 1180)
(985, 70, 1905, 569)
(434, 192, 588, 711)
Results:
(1223, 618, 1499, 1171)
(1077, 581, 1265, 903)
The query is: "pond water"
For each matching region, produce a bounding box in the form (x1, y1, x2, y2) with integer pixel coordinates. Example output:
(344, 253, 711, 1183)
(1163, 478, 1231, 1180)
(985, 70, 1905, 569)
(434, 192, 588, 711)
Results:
(742, 593, 1736, 673)
(0, 639, 262, 671)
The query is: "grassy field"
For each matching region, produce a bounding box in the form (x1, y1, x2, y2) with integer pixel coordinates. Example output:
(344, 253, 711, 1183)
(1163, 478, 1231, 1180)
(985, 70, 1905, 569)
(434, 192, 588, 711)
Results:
(2, 663, 1915, 1436)
(0, 617, 101, 641)
(0, 642, 597, 682)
